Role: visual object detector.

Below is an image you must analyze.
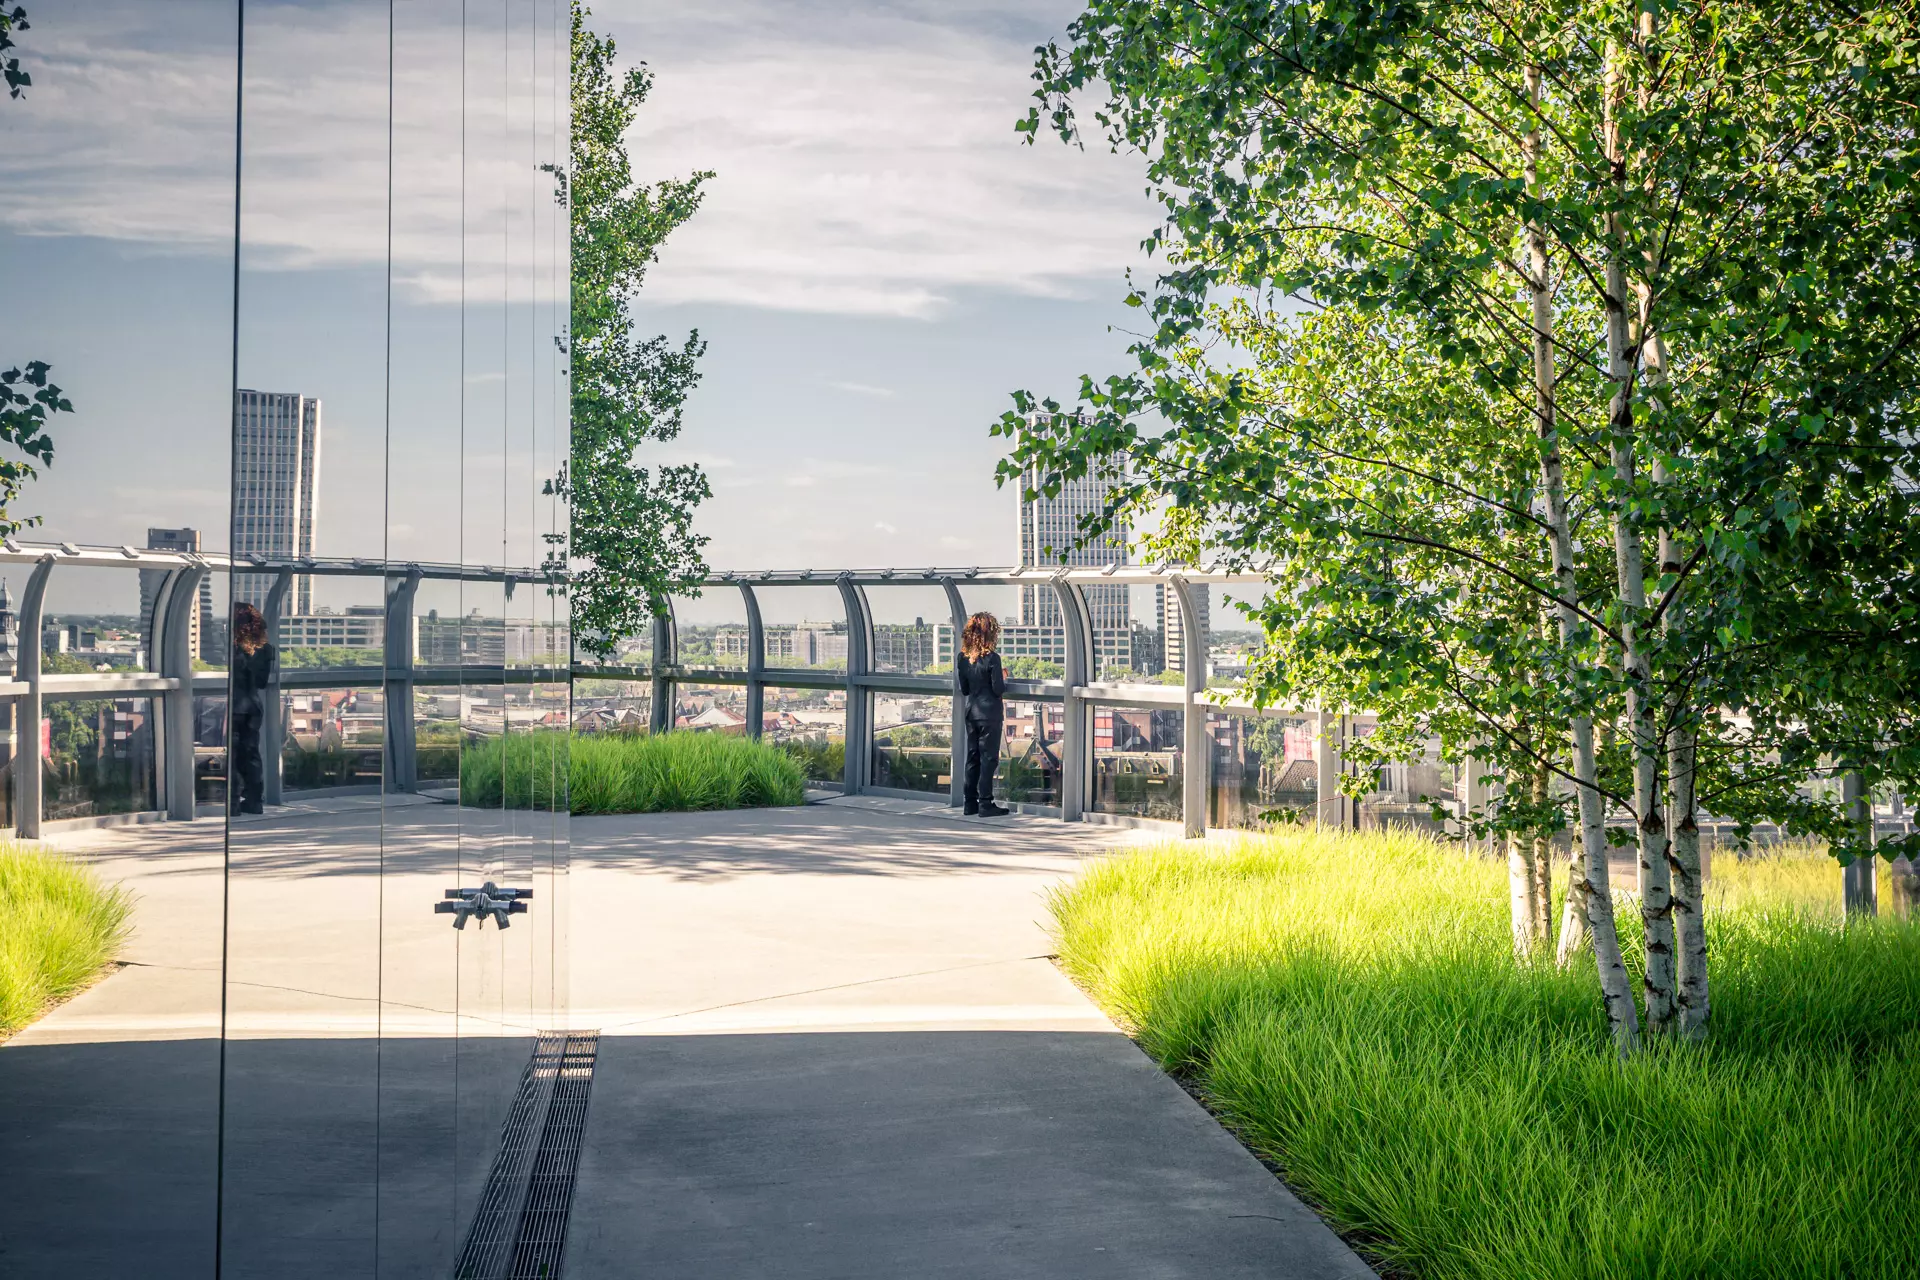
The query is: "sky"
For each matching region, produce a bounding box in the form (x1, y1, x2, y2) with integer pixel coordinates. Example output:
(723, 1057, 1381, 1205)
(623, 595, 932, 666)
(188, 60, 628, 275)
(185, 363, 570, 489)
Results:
(0, 0, 1167, 618)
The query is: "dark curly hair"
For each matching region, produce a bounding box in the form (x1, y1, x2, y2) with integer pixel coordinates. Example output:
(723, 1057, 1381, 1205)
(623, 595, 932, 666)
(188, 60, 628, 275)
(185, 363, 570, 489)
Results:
(960, 611, 1000, 661)
(233, 601, 268, 655)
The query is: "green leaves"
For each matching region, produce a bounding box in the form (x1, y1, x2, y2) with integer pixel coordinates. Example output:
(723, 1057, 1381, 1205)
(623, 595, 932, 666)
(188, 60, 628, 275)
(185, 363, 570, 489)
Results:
(568, 2, 713, 660)
(0, 360, 65, 537)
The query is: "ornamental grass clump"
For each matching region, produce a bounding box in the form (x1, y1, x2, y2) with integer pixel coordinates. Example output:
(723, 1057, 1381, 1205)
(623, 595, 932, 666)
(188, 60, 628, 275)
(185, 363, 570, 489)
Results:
(1051, 830, 1920, 1280)
(0, 843, 132, 1037)
(462, 730, 805, 814)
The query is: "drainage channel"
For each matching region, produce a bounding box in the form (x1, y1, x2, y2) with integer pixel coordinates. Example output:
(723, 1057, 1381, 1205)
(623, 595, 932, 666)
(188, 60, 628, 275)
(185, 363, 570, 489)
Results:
(453, 1031, 601, 1280)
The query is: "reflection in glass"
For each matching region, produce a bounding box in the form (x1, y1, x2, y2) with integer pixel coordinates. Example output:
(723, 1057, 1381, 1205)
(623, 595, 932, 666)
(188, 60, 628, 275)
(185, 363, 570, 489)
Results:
(872, 692, 953, 794)
(1208, 711, 1317, 829)
(1093, 706, 1184, 821)
(997, 699, 1062, 808)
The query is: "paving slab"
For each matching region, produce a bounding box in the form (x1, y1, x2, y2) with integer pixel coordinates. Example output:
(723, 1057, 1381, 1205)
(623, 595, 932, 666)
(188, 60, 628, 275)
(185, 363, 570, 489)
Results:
(565, 798, 1375, 1280)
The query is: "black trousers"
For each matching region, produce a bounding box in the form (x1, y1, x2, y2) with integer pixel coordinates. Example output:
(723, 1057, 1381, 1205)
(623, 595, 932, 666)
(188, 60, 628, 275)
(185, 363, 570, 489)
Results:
(963, 712, 1002, 808)
(231, 710, 264, 810)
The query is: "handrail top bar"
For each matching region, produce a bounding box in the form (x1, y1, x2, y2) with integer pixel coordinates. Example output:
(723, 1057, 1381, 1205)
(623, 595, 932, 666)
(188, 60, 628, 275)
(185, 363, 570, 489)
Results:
(0, 539, 548, 582)
(699, 563, 1272, 589)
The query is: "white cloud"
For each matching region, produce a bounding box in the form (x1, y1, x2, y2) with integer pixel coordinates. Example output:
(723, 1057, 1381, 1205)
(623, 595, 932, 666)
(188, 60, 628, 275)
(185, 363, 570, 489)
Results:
(605, 0, 1158, 317)
(875, 521, 898, 534)
(1, 0, 1157, 318)
(1, 2, 567, 304)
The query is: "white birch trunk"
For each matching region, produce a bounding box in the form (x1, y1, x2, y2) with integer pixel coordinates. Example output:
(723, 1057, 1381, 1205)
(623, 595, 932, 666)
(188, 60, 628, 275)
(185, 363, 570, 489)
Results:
(1668, 716, 1709, 1036)
(1530, 60, 1639, 1052)
(1625, 5, 1680, 1035)
(1509, 832, 1538, 958)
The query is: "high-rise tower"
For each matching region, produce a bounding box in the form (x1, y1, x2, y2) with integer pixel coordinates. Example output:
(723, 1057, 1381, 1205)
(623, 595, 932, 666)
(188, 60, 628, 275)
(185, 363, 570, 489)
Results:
(1015, 458, 1130, 635)
(232, 390, 322, 614)
(141, 527, 218, 662)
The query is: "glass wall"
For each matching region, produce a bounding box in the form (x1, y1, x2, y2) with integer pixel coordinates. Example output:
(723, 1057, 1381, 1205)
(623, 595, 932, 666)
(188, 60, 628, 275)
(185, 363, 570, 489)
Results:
(0, 0, 237, 1270)
(0, 0, 569, 1272)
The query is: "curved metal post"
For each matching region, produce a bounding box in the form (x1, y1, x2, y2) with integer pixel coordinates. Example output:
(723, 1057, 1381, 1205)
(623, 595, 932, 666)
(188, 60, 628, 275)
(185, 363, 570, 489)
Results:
(649, 598, 675, 736)
(1169, 575, 1208, 838)
(384, 568, 422, 792)
(1315, 706, 1350, 830)
(14, 558, 52, 837)
(262, 570, 293, 805)
(837, 575, 873, 794)
(941, 578, 967, 808)
(739, 582, 764, 740)
(1051, 576, 1092, 822)
(160, 562, 208, 819)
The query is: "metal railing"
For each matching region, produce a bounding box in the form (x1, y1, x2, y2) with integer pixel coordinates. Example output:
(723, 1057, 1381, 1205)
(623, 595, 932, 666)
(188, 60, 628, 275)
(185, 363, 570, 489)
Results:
(581, 564, 1334, 839)
(0, 538, 558, 837)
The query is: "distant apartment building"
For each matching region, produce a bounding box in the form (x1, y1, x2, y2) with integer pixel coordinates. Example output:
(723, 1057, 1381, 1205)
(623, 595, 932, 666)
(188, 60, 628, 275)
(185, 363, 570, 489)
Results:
(140, 527, 218, 662)
(872, 622, 937, 672)
(281, 606, 385, 651)
(233, 389, 322, 615)
(1155, 582, 1210, 674)
(1016, 454, 1131, 637)
(710, 623, 848, 667)
(933, 622, 1130, 673)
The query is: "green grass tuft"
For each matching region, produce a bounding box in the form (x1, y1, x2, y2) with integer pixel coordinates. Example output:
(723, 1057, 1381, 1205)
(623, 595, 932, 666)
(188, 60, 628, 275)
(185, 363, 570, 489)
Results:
(1051, 830, 1920, 1280)
(0, 843, 133, 1037)
(462, 730, 807, 814)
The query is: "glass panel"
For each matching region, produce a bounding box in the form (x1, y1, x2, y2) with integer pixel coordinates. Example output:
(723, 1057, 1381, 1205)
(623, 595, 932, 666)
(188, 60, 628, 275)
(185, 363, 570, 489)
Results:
(872, 692, 953, 794)
(1207, 586, 1263, 690)
(865, 584, 951, 676)
(766, 683, 845, 786)
(754, 585, 849, 672)
(574, 675, 651, 735)
(997, 698, 1062, 807)
(1208, 710, 1317, 829)
(0, 0, 235, 1268)
(221, 0, 392, 1261)
(670, 589, 749, 674)
(1093, 706, 1185, 821)
(958, 583, 1066, 683)
(1352, 715, 1457, 835)
(673, 681, 753, 734)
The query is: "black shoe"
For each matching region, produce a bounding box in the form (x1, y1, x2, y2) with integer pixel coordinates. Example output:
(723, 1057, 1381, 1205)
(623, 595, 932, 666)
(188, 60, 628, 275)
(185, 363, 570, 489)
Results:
(963, 803, 980, 816)
(979, 803, 1010, 817)
(238, 801, 264, 815)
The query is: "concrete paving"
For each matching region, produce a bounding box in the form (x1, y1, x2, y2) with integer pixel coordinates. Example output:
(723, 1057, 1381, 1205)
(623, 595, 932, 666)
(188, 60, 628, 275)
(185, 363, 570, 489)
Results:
(0, 794, 1375, 1279)
(566, 796, 1376, 1279)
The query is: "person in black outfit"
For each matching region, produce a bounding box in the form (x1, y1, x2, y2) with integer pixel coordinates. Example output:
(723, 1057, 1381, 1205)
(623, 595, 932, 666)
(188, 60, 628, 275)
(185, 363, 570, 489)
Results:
(957, 611, 1008, 817)
(229, 601, 274, 815)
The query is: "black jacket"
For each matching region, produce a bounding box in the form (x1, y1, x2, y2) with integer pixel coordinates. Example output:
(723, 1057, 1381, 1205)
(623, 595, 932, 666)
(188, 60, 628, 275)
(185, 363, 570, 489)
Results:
(231, 643, 275, 719)
(957, 650, 1005, 722)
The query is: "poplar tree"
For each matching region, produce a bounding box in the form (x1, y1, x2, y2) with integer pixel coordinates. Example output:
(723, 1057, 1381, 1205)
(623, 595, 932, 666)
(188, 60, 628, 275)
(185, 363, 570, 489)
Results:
(564, 1, 712, 660)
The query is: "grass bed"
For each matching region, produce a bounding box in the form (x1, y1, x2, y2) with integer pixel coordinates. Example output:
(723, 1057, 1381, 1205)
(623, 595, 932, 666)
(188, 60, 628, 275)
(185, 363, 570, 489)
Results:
(462, 730, 806, 814)
(1051, 831, 1920, 1280)
(0, 843, 132, 1037)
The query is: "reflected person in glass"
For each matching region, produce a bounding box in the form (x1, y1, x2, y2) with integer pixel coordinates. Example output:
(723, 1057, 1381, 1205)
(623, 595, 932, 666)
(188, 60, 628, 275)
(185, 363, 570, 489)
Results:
(230, 602, 275, 815)
(958, 612, 1008, 817)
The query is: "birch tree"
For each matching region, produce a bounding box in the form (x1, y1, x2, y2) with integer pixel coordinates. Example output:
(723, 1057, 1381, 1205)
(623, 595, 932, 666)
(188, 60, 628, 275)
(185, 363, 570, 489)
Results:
(1001, 0, 1920, 1051)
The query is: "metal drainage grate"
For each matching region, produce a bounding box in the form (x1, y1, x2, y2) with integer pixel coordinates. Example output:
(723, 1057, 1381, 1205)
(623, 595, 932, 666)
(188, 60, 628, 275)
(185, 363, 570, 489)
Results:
(453, 1031, 600, 1280)
(506, 1032, 600, 1280)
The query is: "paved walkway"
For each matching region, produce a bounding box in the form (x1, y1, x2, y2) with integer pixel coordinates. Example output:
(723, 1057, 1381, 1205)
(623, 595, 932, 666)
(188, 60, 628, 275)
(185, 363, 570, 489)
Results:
(566, 796, 1375, 1279)
(0, 796, 1375, 1278)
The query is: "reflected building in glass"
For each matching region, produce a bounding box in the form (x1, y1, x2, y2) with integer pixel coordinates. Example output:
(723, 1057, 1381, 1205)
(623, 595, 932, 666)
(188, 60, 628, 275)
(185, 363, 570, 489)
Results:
(232, 389, 322, 613)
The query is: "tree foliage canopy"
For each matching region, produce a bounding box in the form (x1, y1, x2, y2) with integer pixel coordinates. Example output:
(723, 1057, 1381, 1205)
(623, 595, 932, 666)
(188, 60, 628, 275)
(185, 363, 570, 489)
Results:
(565, 1, 712, 660)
